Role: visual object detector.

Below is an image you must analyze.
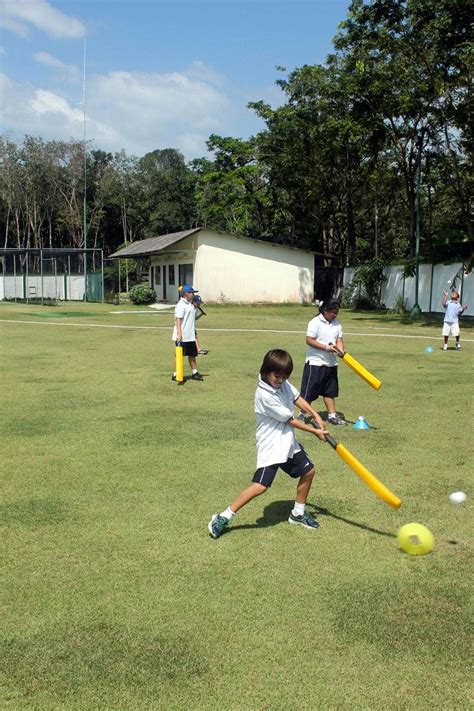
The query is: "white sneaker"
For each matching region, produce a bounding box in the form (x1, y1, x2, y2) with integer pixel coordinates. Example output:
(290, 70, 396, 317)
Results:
(455, 343, 462, 350)
(443, 344, 448, 351)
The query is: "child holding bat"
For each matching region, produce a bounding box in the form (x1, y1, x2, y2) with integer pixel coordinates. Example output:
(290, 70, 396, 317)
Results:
(208, 349, 328, 539)
(442, 290, 468, 350)
(300, 300, 347, 425)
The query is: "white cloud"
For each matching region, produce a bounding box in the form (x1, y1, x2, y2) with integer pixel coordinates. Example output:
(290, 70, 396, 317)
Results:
(34, 51, 80, 83)
(0, 64, 246, 159)
(0, 0, 86, 39)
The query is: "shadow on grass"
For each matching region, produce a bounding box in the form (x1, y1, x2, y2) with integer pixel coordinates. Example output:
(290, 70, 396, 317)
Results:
(228, 499, 395, 538)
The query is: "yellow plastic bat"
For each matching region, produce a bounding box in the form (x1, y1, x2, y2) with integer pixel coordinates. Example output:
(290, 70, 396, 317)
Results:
(175, 344, 184, 382)
(334, 346, 382, 390)
(325, 433, 401, 508)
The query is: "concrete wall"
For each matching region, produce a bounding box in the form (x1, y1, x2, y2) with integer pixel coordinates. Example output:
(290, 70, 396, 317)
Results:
(195, 230, 313, 303)
(343, 262, 472, 313)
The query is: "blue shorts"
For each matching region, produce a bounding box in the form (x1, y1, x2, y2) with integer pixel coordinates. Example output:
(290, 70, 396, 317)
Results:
(252, 448, 314, 488)
(300, 363, 339, 402)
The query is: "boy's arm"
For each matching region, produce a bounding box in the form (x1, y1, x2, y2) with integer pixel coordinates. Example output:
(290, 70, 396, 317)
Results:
(175, 317, 183, 342)
(442, 291, 448, 306)
(288, 415, 328, 441)
(294, 395, 326, 431)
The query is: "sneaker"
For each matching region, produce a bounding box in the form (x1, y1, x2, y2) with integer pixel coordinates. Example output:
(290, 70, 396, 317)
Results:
(297, 413, 313, 424)
(288, 511, 320, 529)
(208, 514, 229, 538)
(328, 414, 347, 426)
(455, 343, 462, 350)
(171, 375, 176, 381)
(191, 372, 204, 381)
(443, 344, 448, 351)
(197, 349, 209, 355)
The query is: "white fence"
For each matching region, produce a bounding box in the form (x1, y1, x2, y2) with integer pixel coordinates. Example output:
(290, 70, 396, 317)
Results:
(344, 262, 472, 313)
(0, 274, 86, 301)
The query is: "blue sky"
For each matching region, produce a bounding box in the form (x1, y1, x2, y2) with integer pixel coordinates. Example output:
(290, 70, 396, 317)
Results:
(0, 0, 350, 159)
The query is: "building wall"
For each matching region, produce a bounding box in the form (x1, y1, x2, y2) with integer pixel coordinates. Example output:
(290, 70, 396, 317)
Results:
(194, 230, 314, 303)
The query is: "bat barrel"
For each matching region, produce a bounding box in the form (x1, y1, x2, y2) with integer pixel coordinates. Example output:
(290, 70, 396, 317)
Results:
(342, 353, 382, 391)
(335, 443, 401, 508)
(175, 345, 184, 382)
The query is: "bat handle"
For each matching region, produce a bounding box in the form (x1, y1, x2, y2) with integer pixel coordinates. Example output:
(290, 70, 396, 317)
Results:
(325, 434, 338, 450)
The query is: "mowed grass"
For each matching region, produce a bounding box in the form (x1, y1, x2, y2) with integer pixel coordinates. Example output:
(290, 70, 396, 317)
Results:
(1, 302, 472, 709)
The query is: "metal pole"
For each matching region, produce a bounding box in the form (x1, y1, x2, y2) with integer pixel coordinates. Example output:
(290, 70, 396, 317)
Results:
(101, 250, 105, 302)
(410, 139, 423, 316)
(83, 38, 88, 302)
(428, 262, 434, 313)
(26, 252, 29, 304)
(13, 254, 17, 301)
(54, 258, 58, 304)
(40, 249, 44, 305)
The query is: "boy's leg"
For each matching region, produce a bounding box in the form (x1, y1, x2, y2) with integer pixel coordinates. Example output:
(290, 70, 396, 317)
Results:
(189, 355, 204, 380)
(282, 451, 320, 529)
(208, 483, 267, 538)
(295, 468, 314, 504)
(288, 468, 319, 529)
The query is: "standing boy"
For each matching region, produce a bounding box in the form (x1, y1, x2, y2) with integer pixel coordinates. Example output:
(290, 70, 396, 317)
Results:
(208, 349, 328, 539)
(300, 300, 346, 425)
(174, 285, 203, 381)
(442, 290, 468, 350)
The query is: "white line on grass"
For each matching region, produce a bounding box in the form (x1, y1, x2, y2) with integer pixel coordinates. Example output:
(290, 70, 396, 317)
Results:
(1, 319, 473, 343)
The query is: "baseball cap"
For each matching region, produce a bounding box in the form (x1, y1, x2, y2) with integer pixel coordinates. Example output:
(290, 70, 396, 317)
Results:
(182, 285, 198, 294)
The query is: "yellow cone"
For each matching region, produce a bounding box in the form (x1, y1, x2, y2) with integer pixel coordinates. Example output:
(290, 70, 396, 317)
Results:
(397, 523, 434, 555)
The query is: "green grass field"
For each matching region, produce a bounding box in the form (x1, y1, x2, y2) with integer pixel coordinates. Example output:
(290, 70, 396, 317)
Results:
(1, 302, 472, 709)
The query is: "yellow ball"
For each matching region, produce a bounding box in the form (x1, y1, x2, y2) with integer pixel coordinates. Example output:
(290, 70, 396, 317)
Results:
(397, 523, 434, 556)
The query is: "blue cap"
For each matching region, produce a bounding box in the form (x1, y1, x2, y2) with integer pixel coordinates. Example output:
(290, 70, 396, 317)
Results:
(182, 285, 198, 294)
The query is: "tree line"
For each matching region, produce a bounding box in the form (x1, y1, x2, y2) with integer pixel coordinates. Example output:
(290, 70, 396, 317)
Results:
(1, 0, 471, 268)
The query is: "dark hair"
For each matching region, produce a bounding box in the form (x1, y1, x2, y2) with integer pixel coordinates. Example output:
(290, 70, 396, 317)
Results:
(260, 349, 293, 381)
(319, 299, 340, 314)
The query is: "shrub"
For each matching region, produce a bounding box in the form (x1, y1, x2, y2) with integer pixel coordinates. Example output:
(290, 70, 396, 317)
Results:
(129, 284, 156, 305)
(347, 258, 386, 309)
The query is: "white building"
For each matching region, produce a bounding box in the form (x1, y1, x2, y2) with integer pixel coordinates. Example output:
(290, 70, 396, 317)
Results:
(110, 228, 315, 304)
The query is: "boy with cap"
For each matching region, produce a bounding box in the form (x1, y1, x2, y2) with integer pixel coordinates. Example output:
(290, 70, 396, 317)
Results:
(173, 285, 203, 381)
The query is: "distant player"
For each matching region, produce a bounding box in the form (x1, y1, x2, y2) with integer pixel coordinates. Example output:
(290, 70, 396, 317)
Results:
(441, 290, 468, 351)
(208, 349, 328, 539)
(300, 300, 346, 425)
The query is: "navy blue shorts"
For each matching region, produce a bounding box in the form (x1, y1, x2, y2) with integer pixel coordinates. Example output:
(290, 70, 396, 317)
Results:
(300, 363, 339, 402)
(181, 341, 198, 357)
(252, 448, 314, 488)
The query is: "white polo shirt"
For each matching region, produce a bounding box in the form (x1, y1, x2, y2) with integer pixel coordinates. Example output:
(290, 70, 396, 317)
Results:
(172, 307, 202, 340)
(174, 298, 196, 342)
(254, 376, 301, 468)
(305, 313, 343, 366)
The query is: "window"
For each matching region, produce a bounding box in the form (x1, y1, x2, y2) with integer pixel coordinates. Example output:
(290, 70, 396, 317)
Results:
(168, 264, 175, 285)
(155, 266, 161, 286)
(178, 263, 193, 286)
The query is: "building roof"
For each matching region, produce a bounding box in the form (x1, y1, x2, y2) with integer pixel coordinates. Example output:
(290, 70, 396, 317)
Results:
(109, 229, 200, 258)
(109, 227, 326, 259)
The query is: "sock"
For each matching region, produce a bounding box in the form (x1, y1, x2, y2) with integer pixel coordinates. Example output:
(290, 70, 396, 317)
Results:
(292, 502, 305, 517)
(221, 507, 235, 520)
(328, 413, 337, 420)
(173, 372, 176, 377)
(192, 368, 198, 374)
